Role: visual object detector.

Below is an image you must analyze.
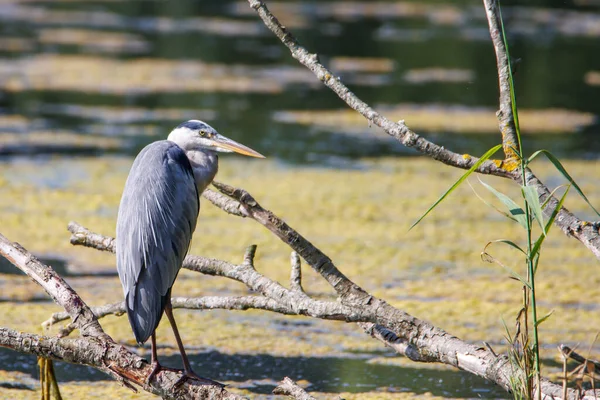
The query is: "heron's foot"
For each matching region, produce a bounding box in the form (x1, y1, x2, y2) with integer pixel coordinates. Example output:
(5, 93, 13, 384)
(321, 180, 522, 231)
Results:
(174, 369, 224, 389)
(145, 360, 169, 385)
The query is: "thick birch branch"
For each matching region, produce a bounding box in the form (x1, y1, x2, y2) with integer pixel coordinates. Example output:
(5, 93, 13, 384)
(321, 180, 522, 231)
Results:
(0, 232, 105, 338)
(0, 232, 244, 399)
(0, 327, 241, 400)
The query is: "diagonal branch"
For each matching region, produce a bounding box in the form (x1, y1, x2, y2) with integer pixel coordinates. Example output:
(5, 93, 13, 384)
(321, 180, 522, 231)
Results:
(246, 0, 600, 263)
(0, 232, 106, 339)
(0, 327, 241, 400)
(246, 0, 511, 179)
(0, 231, 243, 399)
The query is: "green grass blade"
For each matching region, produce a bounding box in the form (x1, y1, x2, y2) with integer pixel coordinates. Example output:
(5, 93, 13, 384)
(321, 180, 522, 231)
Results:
(534, 310, 554, 327)
(478, 178, 527, 229)
(522, 185, 545, 233)
(481, 242, 531, 289)
(409, 144, 502, 230)
(531, 185, 571, 259)
(487, 239, 527, 256)
(468, 180, 521, 223)
(528, 149, 599, 217)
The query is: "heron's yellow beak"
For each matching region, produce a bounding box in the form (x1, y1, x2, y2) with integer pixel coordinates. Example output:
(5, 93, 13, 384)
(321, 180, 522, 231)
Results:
(212, 134, 265, 158)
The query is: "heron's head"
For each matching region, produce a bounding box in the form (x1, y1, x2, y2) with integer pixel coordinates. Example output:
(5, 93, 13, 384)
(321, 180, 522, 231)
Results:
(167, 120, 265, 158)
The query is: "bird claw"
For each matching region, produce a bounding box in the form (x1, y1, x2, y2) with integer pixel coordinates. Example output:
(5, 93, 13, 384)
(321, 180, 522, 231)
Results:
(145, 360, 162, 385)
(173, 370, 225, 389)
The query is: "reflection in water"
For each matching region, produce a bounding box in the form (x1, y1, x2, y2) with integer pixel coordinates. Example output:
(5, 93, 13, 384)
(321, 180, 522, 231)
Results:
(0, 0, 597, 163)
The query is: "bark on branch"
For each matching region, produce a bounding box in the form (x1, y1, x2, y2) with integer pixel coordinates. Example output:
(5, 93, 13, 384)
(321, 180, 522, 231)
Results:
(0, 232, 244, 399)
(483, 0, 520, 162)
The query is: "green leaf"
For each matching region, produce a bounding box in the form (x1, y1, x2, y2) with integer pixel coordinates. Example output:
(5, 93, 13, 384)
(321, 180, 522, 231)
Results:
(541, 184, 569, 210)
(468, 180, 521, 223)
(535, 310, 554, 327)
(487, 239, 526, 256)
(531, 185, 571, 259)
(478, 178, 527, 229)
(522, 185, 544, 232)
(528, 149, 600, 217)
(481, 243, 531, 289)
(409, 144, 503, 230)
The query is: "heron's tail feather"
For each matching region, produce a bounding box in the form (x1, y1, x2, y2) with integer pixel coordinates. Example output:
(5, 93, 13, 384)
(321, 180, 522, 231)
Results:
(125, 272, 170, 345)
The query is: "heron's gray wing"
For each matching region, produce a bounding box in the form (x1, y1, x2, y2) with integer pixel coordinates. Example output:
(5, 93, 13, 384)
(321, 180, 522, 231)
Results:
(116, 140, 199, 344)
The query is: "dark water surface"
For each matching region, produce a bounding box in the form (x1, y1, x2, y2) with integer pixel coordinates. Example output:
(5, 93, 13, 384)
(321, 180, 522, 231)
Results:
(0, 0, 599, 164)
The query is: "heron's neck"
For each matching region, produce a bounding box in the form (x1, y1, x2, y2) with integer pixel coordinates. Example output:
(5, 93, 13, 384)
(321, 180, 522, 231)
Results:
(184, 149, 219, 194)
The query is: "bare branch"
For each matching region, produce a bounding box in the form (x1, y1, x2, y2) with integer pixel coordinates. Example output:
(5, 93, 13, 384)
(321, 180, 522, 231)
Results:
(202, 189, 248, 217)
(273, 377, 315, 400)
(68, 221, 115, 253)
(44, 295, 330, 335)
(245, 0, 511, 178)
(559, 344, 600, 371)
(483, 0, 520, 161)
(0, 327, 241, 400)
(69, 219, 600, 398)
(0, 231, 243, 398)
(0, 232, 106, 338)
(289, 252, 305, 294)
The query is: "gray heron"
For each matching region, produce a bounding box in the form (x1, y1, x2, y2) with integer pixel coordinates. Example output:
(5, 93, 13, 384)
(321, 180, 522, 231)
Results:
(116, 120, 264, 384)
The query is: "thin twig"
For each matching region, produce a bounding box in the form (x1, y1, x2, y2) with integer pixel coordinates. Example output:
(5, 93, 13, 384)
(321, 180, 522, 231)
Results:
(289, 252, 305, 294)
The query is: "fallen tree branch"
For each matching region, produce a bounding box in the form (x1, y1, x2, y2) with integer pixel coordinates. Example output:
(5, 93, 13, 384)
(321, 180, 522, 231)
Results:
(245, 0, 512, 179)
(0, 233, 105, 339)
(0, 327, 241, 399)
(0, 232, 244, 399)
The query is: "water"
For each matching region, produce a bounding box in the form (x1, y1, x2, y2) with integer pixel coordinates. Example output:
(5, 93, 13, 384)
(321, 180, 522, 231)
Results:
(0, 346, 509, 397)
(0, 0, 598, 165)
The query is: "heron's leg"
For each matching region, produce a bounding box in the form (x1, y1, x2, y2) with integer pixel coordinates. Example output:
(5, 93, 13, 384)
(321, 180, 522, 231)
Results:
(164, 302, 223, 387)
(146, 332, 162, 384)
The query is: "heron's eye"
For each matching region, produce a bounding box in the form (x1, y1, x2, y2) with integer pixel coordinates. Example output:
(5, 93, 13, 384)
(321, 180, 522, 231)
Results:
(199, 130, 206, 137)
